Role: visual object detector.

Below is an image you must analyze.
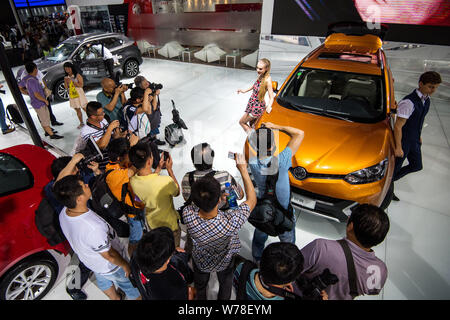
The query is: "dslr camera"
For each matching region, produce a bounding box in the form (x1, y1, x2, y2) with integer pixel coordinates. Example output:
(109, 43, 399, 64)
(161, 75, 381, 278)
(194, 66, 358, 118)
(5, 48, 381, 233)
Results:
(118, 82, 133, 90)
(76, 136, 104, 172)
(295, 268, 339, 300)
(148, 82, 163, 95)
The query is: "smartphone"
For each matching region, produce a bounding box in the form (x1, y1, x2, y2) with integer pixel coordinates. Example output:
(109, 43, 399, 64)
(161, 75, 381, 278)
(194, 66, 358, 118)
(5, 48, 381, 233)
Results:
(228, 151, 236, 160)
(163, 151, 169, 161)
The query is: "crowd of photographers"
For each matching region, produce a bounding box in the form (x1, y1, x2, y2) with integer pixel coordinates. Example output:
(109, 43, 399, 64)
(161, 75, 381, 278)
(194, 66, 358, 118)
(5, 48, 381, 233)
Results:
(41, 72, 390, 301)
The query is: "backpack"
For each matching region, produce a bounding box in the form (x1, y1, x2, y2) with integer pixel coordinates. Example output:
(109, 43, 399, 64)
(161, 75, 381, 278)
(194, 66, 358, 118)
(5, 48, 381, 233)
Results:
(176, 170, 216, 224)
(35, 197, 66, 246)
(247, 159, 295, 236)
(235, 259, 258, 300)
(89, 168, 143, 220)
(6, 104, 24, 125)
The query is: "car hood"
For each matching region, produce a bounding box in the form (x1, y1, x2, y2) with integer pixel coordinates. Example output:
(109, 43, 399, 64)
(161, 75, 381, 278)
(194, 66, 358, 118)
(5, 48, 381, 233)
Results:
(259, 104, 393, 175)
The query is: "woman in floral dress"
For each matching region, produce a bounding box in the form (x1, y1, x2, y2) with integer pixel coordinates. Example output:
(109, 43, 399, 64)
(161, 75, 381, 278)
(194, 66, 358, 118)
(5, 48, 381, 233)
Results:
(237, 58, 275, 132)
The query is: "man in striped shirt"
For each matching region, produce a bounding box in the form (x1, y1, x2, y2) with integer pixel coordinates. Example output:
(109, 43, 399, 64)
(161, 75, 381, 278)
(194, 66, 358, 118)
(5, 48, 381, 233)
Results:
(181, 143, 244, 209)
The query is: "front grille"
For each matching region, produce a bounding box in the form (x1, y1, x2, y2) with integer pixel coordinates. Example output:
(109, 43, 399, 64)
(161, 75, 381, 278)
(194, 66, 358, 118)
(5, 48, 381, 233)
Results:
(289, 167, 346, 181)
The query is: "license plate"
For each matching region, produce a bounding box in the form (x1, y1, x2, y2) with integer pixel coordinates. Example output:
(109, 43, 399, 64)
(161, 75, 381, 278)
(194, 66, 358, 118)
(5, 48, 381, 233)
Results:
(292, 193, 316, 210)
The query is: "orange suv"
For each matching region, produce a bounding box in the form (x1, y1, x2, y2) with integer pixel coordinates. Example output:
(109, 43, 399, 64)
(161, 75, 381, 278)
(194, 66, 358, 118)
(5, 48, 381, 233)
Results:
(247, 23, 396, 223)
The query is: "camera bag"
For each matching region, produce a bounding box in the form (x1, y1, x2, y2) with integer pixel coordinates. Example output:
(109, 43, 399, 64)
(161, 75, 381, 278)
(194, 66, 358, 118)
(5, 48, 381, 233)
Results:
(35, 197, 66, 246)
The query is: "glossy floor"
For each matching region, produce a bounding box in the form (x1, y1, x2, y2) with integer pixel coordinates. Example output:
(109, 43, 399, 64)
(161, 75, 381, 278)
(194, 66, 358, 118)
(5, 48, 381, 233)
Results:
(0, 58, 449, 300)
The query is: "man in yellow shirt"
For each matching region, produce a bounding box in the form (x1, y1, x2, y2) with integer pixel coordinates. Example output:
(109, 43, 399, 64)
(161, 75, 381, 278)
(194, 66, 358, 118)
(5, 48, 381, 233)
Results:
(129, 142, 181, 246)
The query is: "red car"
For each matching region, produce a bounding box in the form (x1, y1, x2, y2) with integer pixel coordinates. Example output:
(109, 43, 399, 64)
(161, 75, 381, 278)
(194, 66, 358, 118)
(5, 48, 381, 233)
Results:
(0, 144, 70, 300)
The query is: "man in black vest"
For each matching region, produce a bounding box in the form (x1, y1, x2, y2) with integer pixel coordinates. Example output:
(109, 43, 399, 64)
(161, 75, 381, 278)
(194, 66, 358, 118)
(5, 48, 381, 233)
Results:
(392, 71, 442, 200)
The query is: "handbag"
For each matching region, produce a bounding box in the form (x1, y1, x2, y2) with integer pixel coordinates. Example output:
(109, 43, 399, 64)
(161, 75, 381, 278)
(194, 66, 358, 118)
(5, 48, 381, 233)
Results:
(68, 80, 79, 99)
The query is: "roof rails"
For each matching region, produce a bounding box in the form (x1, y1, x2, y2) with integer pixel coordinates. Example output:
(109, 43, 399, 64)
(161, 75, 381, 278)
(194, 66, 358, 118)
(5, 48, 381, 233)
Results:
(327, 21, 388, 40)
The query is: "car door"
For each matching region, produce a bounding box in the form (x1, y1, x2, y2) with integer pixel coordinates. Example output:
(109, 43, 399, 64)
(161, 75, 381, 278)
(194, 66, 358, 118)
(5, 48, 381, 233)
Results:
(73, 42, 107, 84)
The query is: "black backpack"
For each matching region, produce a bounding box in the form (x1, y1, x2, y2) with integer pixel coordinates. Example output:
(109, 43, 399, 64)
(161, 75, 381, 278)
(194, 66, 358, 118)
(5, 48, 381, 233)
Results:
(248, 160, 295, 236)
(35, 197, 66, 246)
(176, 170, 216, 224)
(6, 104, 24, 125)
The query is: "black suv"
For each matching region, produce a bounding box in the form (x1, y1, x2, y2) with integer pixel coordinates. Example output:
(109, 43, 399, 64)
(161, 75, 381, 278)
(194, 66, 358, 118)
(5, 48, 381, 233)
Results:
(16, 32, 143, 101)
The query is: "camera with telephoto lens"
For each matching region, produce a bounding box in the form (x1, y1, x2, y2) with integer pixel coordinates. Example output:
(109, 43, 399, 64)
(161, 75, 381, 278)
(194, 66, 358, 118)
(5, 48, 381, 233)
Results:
(148, 82, 163, 95)
(118, 82, 133, 90)
(295, 268, 339, 300)
(76, 136, 104, 172)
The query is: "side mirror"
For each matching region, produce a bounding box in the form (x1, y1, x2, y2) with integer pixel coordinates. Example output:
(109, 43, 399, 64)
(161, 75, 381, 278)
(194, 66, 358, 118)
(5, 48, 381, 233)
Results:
(272, 81, 278, 93)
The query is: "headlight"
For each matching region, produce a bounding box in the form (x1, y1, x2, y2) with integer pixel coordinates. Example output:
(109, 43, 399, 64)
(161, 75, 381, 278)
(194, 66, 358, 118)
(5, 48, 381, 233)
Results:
(344, 158, 388, 185)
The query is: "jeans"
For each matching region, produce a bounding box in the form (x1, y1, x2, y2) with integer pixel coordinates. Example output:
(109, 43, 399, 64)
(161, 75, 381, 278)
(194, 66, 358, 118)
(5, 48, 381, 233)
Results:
(0, 98, 9, 132)
(193, 258, 235, 300)
(94, 267, 140, 300)
(252, 214, 297, 262)
(127, 211, 145, 244)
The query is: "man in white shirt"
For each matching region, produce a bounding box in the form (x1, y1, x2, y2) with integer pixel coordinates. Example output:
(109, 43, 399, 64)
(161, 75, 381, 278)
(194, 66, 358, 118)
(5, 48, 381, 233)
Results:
(53, 154, 141, 300)
(87, 43, 116, 83)
(392, 71, 442, 201)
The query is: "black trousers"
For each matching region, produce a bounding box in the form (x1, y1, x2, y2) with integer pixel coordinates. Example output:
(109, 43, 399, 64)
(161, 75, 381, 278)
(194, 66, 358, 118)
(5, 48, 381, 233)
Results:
(67, 260, 91, 291)
(193, 258, 235, 300)
(47, 97, 57, 124)
(393, 139, 423, 181)
(104, 58, 117, 83)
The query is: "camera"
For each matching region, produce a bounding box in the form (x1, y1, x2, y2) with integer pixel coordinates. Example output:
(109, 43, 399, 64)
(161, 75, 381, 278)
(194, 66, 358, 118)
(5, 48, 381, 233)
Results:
(295, 268, 339, 300)
(76, 136, 104, 172)
(148, 82, 163, 94)
(118, 82, 133, 90)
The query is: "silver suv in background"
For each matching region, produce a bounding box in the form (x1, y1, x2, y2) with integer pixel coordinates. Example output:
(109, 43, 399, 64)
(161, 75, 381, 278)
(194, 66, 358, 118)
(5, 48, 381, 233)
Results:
(16, 32, 143, 101)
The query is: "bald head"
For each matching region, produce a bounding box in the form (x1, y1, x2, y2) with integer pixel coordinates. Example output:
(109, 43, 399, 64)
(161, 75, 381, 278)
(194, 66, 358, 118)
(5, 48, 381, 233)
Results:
(101, 78, 116, 94)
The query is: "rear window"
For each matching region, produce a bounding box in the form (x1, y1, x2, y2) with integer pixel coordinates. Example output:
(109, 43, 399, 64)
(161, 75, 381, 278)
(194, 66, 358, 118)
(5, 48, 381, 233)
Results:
(0, 153, 33, 196)
(278, 68, 385, 123)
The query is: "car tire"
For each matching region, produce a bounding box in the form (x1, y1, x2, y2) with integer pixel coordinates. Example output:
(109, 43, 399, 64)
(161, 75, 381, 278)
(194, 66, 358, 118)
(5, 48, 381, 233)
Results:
(123, 59, 139, 78)
(0, 255, 58, 300)
(54, 79, 69, 101)
(380, 181, 394, 210)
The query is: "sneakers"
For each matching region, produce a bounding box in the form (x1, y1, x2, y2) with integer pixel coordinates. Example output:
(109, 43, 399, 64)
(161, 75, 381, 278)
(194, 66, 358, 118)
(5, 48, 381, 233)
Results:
(51, 121, 64, 126)
(50, 133, 64, 139)
(2, 127, 15, 135)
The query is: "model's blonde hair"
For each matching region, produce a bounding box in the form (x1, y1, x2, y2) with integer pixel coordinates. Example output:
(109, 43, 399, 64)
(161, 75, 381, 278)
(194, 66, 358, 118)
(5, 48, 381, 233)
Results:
(257, 58, 271, 102)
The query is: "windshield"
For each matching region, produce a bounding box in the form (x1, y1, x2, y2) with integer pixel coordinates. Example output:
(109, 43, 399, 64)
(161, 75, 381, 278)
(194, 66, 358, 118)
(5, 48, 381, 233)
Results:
(46, 42, 79, 62)
(278, 68, 385, 123)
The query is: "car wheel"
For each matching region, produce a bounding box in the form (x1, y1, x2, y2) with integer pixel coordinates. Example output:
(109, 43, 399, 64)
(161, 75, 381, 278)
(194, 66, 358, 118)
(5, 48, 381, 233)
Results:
(124, 59, 139, 78)
(0, 257, 58, 300)
(380, 181, 394, 210)
(54, 79, 69, 101)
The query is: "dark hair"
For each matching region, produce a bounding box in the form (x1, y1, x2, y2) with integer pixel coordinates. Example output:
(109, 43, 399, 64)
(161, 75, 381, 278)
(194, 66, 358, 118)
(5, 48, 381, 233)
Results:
(86, 101, 103, 117)
(63, 61, 79, 77)
(108, 138, 130, 161)
(248, 127, 275, 158)
(53, 175, 84, 209)
(130, 87, 145, 102)
(348, 204, 390, 248)
(51, 156, 72, 179)
(191, 175, 221, 212)
(419, 71, 442, 85)
(135, 227, 175, 276)
(190, 143, 215, 171)
(25, 62, 37, 74)
(129, 142, 152, 170)
(259, 242, 304, 285)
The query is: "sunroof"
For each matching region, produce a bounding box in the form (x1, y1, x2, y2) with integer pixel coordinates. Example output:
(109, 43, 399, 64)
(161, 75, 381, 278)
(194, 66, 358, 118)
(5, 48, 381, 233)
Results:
(318, 52, 377, 64)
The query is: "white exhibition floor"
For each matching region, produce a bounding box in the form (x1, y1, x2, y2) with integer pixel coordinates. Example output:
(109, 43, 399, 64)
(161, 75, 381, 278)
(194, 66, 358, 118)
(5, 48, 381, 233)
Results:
(1, 58, 449, 300)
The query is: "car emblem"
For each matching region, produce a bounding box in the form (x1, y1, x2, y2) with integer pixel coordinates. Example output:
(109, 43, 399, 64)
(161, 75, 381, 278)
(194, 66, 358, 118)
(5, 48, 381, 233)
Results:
(293, 167, 308, 180)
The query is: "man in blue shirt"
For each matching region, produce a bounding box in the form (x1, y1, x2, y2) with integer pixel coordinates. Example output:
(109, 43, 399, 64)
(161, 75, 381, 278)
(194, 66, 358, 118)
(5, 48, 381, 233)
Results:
(246, 122, 304, 262)
(96, 78, 128, 123)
